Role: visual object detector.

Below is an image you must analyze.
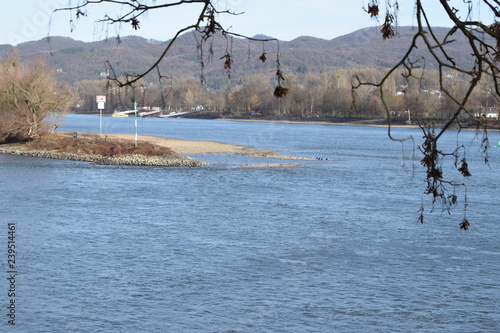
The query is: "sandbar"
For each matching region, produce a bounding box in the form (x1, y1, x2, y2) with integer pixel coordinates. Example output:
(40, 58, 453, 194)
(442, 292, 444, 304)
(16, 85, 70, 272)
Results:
(107, 133, 314, 161)
(0, 132, 313, 167)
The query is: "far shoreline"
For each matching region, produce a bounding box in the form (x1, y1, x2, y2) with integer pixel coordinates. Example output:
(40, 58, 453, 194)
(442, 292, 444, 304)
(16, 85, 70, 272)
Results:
(216, 117, 419, 128)
(214, 117, 500, 131)
(71, 112, 499, 131)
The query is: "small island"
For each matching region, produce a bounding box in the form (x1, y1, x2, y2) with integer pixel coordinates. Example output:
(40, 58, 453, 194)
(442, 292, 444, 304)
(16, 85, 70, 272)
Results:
(0, 132, 311, 168)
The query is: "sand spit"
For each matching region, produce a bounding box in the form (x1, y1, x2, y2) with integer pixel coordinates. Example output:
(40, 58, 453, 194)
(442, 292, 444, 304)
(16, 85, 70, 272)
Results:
(0, 133, 313, 167)
(108, 134, 314, 161)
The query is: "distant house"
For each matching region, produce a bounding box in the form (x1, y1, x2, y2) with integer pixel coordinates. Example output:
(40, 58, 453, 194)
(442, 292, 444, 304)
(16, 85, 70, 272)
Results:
(486, 112, 499, 120)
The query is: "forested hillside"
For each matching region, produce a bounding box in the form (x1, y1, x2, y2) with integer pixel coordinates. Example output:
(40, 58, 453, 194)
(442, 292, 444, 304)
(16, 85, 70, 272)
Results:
(0, 26, 492, 120)
(0, 27, 472, 84)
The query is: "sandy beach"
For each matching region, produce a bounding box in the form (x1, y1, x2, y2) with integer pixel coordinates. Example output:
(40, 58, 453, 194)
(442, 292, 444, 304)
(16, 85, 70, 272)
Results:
(107, 133, 314, 161)
(107, 134, 249, 154)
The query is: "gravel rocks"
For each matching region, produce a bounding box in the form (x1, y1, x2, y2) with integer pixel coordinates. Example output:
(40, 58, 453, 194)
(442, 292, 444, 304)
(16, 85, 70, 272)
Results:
(0, 147, 208, 167)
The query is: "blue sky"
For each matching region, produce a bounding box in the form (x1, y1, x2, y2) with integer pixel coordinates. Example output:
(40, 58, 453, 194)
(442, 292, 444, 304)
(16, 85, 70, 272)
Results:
(0, 1, 490, 45)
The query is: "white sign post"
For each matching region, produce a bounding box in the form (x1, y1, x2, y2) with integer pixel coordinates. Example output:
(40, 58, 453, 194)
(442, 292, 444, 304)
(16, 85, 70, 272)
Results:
(96, 96, 106, 136)
(134, 101, 138, 147)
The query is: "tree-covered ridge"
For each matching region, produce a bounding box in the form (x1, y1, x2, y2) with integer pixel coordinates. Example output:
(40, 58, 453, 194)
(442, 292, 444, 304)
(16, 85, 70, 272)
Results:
(0, 27, 474, 85)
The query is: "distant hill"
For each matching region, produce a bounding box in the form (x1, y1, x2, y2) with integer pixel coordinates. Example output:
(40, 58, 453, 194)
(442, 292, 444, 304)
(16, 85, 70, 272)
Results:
(0, 27, 475, 86)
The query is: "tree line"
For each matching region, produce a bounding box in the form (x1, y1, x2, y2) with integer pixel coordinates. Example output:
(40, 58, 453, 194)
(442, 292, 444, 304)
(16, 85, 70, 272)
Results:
(74, 67, 498, 123)
(2, 55, 497, 144)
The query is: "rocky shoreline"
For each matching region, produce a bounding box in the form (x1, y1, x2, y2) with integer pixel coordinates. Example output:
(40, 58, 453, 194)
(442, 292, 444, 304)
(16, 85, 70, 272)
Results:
(0, 146, 208, 167)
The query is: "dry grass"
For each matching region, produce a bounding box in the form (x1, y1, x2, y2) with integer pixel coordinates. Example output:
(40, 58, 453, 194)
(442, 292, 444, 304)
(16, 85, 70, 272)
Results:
(26, 132, 180, 158)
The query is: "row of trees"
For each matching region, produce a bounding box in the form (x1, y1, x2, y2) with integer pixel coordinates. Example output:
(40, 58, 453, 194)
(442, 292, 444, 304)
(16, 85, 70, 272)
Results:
(0, 57, 74, 143)
(74, 68, 498, 121)
(2, 55, 496, 144)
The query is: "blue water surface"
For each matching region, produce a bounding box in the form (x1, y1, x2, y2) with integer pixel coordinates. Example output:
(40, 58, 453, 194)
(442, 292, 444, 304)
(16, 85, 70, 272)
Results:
(0, 114, 499, 332)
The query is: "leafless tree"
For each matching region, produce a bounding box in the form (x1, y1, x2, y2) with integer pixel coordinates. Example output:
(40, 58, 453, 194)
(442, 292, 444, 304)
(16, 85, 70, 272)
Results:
(352, 0, 500, 229)
(54, 0, 287, 97)
(0, 57, 75, 142)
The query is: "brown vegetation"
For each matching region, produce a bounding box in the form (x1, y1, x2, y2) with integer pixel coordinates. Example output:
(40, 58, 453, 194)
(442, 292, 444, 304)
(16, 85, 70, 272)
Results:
(0, 57, 74, 143)
(25, 132, 179, 158)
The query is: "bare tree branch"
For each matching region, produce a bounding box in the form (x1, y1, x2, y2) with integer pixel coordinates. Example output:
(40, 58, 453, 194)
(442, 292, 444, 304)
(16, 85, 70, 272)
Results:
(353, 0, 500, 227)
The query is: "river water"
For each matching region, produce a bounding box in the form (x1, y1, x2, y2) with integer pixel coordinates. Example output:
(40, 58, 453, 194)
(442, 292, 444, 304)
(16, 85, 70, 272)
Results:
(1, 114, 499, 332)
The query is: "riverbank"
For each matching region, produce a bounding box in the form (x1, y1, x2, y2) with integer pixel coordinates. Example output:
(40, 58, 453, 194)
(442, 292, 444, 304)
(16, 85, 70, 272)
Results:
(0, 132, 312, 167)
(197, 114, 499, 131)
(217, 117, 416, 128)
